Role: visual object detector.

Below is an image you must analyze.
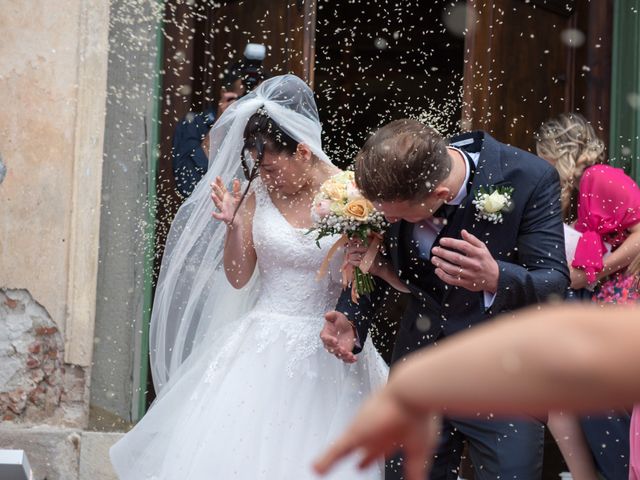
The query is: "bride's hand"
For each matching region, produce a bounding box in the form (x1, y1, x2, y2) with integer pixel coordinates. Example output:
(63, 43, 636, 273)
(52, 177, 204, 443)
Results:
(346, 240, 410, 293)
(211, 176, 242, 226)
(345, 239, 383, 275)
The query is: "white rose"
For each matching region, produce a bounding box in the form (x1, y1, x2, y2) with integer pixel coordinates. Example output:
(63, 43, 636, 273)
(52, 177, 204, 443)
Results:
(483, 191, 508, 213)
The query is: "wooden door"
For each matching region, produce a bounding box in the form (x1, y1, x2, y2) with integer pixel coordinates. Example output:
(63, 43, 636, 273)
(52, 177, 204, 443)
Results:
(155, 0, 318, 270)
(462, 0, 613, 153)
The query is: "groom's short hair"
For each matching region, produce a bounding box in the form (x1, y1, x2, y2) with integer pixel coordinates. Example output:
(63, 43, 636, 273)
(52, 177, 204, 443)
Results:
(355, 119, 451, 201)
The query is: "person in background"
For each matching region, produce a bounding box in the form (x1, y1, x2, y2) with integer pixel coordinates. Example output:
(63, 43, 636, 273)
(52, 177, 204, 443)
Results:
(314, 298, 640, 480)
(535, 112, 640, 479)
(172, 44, 269, 198)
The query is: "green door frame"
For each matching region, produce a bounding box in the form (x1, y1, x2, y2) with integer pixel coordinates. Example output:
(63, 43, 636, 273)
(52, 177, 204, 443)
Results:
(137, 0, 165, 419)
(610, 0, 640, 183)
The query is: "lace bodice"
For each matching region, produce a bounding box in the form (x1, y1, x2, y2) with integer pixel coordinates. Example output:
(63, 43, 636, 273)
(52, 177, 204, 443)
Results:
(251, 179, 342, 318)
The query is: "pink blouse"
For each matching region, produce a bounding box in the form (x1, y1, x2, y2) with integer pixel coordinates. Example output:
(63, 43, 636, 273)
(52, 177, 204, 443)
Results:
(572, 164, 640, 283)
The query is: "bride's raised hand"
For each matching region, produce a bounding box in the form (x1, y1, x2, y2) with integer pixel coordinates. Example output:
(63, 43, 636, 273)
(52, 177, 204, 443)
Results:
(211, 176, 242, 226)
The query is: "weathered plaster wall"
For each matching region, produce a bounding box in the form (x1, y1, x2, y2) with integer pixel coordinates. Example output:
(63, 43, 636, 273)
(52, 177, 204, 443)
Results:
(0, 0, 110, 431)
(0, 0, 82, 329)
(0, 0, 110, 369)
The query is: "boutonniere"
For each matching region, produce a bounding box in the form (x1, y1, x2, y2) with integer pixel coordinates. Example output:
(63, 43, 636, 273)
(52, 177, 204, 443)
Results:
(472, 185, 514, 224)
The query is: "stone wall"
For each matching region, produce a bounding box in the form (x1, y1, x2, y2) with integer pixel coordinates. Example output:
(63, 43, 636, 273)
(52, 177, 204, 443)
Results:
(0, 289, 88, 427)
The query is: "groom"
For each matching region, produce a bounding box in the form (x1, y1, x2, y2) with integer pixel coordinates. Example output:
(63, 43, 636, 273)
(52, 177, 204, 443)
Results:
(321, 119, 569, 480)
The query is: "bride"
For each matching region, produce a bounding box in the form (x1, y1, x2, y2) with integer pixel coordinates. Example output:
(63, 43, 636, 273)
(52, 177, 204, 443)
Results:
(110, 75, 388, 479)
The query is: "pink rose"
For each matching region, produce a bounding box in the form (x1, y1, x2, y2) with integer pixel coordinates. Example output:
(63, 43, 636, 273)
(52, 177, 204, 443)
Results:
(346, 182, 362, 201)
(314, 199, 332, 218)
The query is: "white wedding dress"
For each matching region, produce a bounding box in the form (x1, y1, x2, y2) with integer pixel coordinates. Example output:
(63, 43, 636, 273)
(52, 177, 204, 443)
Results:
(110, 178, 388, 479)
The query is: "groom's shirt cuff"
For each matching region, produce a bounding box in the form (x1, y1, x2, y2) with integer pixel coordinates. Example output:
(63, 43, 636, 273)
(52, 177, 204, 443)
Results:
(483, 291, 496, 309)
(353, 328, 362, 350)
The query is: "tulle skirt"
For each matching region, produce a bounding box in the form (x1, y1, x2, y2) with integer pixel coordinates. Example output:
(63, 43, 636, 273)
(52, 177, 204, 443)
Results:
(110, 308, 387, 479)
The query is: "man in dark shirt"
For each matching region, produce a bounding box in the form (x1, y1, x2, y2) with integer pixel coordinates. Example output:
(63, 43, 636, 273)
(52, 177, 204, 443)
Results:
(172, 44, 268, 198)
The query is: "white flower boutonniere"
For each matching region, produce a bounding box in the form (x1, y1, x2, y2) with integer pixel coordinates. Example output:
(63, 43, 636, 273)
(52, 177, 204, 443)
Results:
(472, 186, 514, 224)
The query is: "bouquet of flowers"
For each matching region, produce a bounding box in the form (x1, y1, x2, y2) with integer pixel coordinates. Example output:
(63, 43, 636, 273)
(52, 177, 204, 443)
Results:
(309, 171, 388, 302)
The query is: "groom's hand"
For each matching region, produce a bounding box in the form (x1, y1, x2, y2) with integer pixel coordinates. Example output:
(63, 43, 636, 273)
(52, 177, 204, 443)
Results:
(430, 229, 499, 293)
(320, 311, 358, 364)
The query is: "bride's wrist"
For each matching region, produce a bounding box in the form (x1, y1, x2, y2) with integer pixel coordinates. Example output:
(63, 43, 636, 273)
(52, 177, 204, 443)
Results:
(225, 216, 242, 231)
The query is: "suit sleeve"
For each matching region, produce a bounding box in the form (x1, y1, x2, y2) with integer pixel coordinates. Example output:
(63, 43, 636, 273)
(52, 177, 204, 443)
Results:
(335, 232, 395, 354)
(489, 167, 570, 314)
(335, 278, 390, 354)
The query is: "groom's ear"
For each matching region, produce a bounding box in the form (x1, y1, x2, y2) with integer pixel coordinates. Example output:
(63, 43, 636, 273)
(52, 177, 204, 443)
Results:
(433, 185, 450, 201)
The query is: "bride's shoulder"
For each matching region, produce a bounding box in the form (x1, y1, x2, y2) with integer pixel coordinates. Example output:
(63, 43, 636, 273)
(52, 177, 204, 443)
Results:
(318, 165, 344, 183)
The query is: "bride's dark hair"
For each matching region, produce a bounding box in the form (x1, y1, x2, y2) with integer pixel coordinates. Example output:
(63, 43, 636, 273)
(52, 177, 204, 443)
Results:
(231, 108, 299, 222)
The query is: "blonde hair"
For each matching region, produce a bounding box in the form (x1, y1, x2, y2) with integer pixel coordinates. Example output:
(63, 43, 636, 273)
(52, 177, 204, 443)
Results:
(535, 113, 605, 221)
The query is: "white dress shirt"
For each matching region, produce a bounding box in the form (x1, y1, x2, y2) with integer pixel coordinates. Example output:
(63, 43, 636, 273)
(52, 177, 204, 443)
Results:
(412, 148, 496, 308)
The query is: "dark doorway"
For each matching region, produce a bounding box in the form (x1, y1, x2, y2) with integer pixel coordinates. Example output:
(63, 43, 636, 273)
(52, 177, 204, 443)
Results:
(315, 0, 466, 168)
(313, 0, 465, 366)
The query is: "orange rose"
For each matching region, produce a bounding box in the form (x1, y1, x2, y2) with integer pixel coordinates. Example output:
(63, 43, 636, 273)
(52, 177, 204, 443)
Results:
(344, 199, 373, 221)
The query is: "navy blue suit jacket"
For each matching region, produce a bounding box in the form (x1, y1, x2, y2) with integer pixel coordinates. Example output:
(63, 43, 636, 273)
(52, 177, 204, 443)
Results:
(337, 131, 570, 362)
(172, 110, 215, 198)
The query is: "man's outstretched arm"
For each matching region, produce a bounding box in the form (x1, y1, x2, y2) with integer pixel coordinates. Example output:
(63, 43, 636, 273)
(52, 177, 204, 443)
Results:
(315, 304, 640, 479)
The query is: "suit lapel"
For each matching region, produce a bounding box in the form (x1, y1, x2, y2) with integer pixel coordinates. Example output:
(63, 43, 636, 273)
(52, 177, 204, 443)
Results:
(389, 220, 441, 312)
(386, 131, 511, 309)
(441, 132, 509, 304)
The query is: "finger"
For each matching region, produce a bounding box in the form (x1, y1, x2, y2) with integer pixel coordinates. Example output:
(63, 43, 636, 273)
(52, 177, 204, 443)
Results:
(434, 267, 466, 287)
(347, 238, 365, 249)
(211, 192, 225, 212)
(331, 344, 356, 363)
(461, 229, 486, 248)
(358, 437, 404, 469)
(320, 334, 338, 349)
(342, 352, 357, 363)
(403, 447, 429, 480)
(211, 192, 223, 211)
(434, 268, 480, 291)
(430, 247, 474, 269)
(437, 237, 477, 255)
(430, 257, 467, 278)
(232, 178, 241, 196)
(211, 211, 226, 221)
(358, 447, 386, 470)
(325, 311, 339, 323)
(347, 253, 364, 264)
(314, 437, 358, 475)
(211, 184, 224, 199)
(215, 176, 227, 192)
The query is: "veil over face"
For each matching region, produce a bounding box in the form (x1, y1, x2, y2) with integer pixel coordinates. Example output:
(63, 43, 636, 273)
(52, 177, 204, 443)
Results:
(150, 75, 332, 393)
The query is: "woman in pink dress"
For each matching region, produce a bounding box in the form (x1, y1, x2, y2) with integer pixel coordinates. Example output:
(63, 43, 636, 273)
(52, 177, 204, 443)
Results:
(628, 252, 640, 480)
(537, 113, 640, 479)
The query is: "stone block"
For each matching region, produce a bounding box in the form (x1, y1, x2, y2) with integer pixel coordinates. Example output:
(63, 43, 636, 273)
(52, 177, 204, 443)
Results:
(0, 425, 80, 480)
(78, 431, 123, 480)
